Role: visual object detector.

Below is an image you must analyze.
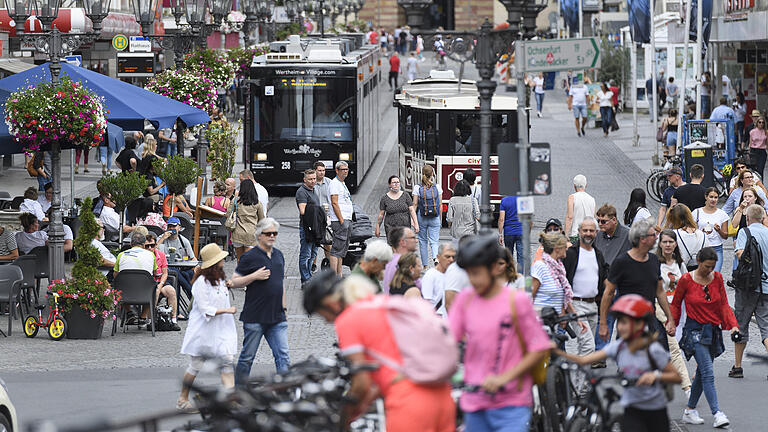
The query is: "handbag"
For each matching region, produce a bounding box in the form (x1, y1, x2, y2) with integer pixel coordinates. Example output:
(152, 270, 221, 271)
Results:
(224, 197, 238, 231)
(728, 222, 739, 238)
(656, 125, 666, 143)
(26, 154, 38, 177)
(511, 290, 548, 387)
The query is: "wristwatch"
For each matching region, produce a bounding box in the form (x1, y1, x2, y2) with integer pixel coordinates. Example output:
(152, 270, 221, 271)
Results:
(654, 370, 662, 382)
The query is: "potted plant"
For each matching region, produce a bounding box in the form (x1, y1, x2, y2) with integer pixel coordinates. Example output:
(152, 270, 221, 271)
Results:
(153, 155, 202, 214)
(183, 48, 237, 88)
(145, 69, 218, 114)
(99, 171, 150, 242)
(49, 198, 122, 339)
(227, 47, 268, 79)
(4, 76, 107, 154)
(205, 120, 240, 181)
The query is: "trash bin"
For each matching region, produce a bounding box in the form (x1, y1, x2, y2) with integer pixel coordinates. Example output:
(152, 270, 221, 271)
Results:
(683, 141, 714, 188)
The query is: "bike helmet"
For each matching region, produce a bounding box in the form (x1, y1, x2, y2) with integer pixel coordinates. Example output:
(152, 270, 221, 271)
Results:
(722, 164, 732, 177)
(456, 234, 505, 269)
(302, 269, 342, 315)
(609, 294, 653, 319)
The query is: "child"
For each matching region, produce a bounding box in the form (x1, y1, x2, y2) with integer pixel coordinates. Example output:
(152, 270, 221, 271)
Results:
(556, 294, 681, 432)
(449, 235, 552, 432)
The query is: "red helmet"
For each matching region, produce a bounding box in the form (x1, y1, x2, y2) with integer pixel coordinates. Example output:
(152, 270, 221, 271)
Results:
(610, 294, 653, 319)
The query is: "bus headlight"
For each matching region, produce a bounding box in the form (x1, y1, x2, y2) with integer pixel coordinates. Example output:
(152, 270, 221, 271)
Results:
(256, 153, 268, 161)
(339, 153, 351, 161)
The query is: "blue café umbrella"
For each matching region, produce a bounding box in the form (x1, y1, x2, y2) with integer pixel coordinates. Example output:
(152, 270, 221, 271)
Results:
(0, 62, 210, 131)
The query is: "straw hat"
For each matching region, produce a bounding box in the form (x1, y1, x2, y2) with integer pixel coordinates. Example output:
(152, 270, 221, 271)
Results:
(752, 109, 762, 117)
(200, 244, 228, 269)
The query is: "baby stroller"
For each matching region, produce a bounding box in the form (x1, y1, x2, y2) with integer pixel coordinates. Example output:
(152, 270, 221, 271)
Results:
(343, 203, 374, 269)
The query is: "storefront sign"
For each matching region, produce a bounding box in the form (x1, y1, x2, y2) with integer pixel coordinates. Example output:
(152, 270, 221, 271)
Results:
(726, 0, 754, 20)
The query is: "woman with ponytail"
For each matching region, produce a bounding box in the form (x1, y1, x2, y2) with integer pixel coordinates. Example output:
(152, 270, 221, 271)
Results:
(412, 165, 443, 268)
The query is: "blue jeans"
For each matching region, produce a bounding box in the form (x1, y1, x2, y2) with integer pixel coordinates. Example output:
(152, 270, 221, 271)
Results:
(595, 311, 615, 350)
(600, 106, 612, 133)
(688, 339, 719, 414)
(37, 175, 51, 191)
(535, 92, 544, 113)
(98, 146, 113, 170)
(712, 244, 723, 273)
(167, 140, 178, 158)
(504, 235, 524, 273)
(298, 226, 318, 283)
(417, 214, 441, 266)
(701, 95, 711, 118)
(236, 321, 290, 385)
(464, 405, 531, 432)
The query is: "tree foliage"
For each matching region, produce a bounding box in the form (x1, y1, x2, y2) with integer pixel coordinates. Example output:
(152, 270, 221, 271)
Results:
(99, 171, 150, 213)
(206, 120, 240, 181)
(598, 37, 630, 89)
(153, 155, 202, 196)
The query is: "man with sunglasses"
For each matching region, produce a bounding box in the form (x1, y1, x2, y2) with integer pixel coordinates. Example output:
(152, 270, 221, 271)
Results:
(657, 167, 687, 227)
(230, 218, 289, 384)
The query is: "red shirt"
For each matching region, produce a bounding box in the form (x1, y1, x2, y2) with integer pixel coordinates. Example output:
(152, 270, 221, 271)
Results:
(389, 56, 400, 73)
(369, 32, 379, 45)
(672, 272, 738, 330)
(609, 86, 620, 106)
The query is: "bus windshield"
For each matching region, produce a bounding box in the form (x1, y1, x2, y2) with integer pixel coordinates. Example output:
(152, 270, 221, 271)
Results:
(255, 77, 355, 142)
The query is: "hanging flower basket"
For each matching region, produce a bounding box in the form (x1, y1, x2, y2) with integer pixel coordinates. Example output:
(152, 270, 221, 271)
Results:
(227, 46, 269, 78)
(145, 69, 218, 114)
(183, 48, 236, 88)
(4, 76, 107, 154)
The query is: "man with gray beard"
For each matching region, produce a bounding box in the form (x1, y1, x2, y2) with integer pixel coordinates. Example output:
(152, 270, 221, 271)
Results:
(563, 217, 608, 360)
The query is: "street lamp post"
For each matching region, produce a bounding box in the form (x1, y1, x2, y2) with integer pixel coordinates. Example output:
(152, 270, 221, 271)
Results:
(312, 0, 326, 36)
(4, 0, 111, 281)
(242, 0, 259, 46)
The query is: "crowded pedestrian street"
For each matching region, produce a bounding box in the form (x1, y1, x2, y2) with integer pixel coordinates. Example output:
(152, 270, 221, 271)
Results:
(1, 2, 768, 432)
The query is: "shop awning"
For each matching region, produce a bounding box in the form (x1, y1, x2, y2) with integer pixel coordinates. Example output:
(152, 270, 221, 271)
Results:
(0, 9, 163, 38)
(0, 59, 37, 75)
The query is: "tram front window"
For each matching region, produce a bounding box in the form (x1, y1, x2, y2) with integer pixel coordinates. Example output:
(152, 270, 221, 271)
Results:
(453, 113, 508, 154)
(256, 77, 355, 142)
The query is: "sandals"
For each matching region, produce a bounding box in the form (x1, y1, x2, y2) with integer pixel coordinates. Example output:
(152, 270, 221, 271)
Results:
(176, 399, 199, 413)
(728, 366, 744, 378)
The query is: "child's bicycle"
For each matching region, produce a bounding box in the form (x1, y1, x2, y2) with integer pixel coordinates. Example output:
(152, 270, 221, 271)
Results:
(23, 291, 67, 340)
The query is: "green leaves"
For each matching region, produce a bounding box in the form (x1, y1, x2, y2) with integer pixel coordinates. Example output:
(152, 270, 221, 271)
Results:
(99, 171, 150, 213)
(183, 48, 237, 88)
(153, 155, 202, 196)
(72, 197, 102, 281)
(598, 37, 629, 90)
(205, 120, 240, 181)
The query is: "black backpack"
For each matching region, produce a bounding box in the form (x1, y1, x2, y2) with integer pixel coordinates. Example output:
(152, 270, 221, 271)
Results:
(733, 228, 767, 292)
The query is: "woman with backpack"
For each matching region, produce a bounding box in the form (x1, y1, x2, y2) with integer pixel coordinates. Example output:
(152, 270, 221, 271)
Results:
(449, 235, 551, 432)
(446, 179, 478, 241)
(557, 294, 681, 432)
(302, 271, 457, 431)
(665, 204, 709, 272)
(672, 247, 738, 428)
(413, 165, 442, 268)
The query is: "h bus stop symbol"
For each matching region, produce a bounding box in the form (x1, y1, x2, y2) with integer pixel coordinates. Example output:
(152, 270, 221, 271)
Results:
(498, 142, 552, 196)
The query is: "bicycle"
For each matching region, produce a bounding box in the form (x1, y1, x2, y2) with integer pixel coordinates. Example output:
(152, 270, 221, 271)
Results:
(562, 362, 635, 432)
(646, 154, 681, 203)
(23, 291, 67, 341)
(536, 307, 598, 432)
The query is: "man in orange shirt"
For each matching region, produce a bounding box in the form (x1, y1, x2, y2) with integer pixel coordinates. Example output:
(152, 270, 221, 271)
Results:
(303, 272, 455, 432)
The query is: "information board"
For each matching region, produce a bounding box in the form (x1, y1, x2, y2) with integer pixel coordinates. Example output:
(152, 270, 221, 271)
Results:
(117, 53, 154, 77)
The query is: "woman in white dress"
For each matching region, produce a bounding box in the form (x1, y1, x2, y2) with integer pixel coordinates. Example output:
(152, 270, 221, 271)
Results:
(177, 243, 237, 411)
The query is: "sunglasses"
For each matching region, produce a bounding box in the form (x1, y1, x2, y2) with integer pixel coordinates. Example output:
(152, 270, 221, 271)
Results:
(597, 218, 612, 225)
(144, 243, 156, 248)
(545, 227, 561, 232)
(703, 285, 711, 302)
(261, 231, 278, 237)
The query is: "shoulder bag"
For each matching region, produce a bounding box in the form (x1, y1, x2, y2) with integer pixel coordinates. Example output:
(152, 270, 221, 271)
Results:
(224, 197, 238, 231)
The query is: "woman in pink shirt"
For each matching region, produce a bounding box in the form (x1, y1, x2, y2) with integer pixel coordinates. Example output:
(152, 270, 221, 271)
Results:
(749, 117, 767, 178)
(449, 236, 552, 431)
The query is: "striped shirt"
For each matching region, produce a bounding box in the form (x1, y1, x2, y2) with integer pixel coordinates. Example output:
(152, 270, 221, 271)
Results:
(531, 260, 565, 310)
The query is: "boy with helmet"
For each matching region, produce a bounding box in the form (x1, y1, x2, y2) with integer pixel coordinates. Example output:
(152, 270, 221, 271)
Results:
(557, 294, 681, 432)
(449, 235, 551, 432)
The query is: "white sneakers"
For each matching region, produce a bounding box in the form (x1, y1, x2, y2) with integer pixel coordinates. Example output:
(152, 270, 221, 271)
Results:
(713, 411, 730, 428)
(683, 409, 730, 428)
(682, 408, 705, 425)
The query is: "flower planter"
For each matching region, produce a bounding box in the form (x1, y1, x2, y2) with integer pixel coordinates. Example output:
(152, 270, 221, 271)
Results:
(65, 307, 105, 340)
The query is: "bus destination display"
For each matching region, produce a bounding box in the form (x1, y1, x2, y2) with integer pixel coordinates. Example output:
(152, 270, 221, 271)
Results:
(278, 77, 328, 88)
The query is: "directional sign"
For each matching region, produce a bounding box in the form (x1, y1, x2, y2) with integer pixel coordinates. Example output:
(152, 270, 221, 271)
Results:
(522, 38, 600, 72)
(64, 55, 82, 67)
(112, 34, 128, 51)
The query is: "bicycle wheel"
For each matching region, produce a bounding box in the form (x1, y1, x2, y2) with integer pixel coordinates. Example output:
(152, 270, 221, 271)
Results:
(48, 316, 67, 340)
(545, 365, 573, 432)
(654, 173, 670, 203)
(646, 171, 663, 203)
(24, 315, 39, 338)
(531, 385, 553, 432)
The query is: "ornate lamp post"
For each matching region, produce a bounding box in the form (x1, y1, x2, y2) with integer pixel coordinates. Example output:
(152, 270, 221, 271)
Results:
(242, 0, 259, 46)
(521, 0, 547, 39)
(4, 0, 111, 281)
(285, 0, 299, 23)
(311, 0, 326, 36)
(255, 0, 274, 42)
(497, 0, 524, 34)
(351, 0, 363, 21)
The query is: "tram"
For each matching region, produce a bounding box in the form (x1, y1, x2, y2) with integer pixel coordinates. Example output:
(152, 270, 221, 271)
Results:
(245, 34, 381, 192)
(393, 72, 520, 212)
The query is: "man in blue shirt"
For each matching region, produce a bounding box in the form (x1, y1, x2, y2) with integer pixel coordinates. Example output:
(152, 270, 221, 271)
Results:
(498, 195, 523, 271)
(230, 217, 289, 384)
(709, 97, 735, 121)
(732, 204, 768, 378)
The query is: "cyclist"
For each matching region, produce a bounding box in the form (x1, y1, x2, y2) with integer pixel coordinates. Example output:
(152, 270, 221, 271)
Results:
(303, 271, 455, 432)
(449, 235, 551, 432)
(556, 294, 681, 432)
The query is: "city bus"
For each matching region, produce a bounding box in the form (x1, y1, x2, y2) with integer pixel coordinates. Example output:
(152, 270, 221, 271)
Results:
(245, 35, 381, 192)
(393, 72, 521, 215)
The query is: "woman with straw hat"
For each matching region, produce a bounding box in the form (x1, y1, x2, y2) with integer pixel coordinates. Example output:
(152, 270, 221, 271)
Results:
(177, 243, 237, 411)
